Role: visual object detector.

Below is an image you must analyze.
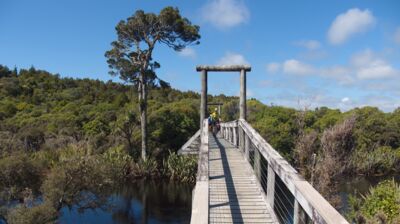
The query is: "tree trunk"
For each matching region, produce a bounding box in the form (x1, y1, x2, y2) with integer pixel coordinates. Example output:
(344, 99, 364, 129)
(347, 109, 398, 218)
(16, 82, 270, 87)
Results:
(139, 74, 147, 161)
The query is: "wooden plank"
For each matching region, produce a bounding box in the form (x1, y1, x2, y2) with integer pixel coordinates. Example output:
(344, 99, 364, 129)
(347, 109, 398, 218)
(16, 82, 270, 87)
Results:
(208, 134, 277, 224)
(190, 119, 209, 224)
(178, 129, 200, 155)
(196, 65, 251, 72)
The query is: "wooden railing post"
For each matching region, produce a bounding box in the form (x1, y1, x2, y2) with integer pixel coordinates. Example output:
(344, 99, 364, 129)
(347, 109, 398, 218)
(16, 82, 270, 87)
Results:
(254, 146, 261, 180)
(244, 133, 250, 161)
(200, 70, 207, 133)
(266, 164, 275, 209)
(190, 119, 209, 224)
(233, 126, 237, 146)
(294, 200, 307, 224)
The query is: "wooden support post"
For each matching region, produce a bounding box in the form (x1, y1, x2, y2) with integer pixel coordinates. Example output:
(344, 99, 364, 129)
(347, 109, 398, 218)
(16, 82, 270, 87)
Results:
(294, 201, 300, 224)
(267, 164, 275, 209)
(200, 70, 207, 132)
(254, 147, 261, 180)
(224, 127, 227, 139)
(245, 133, 250, 160)
(229, 128, 233, 143)
(240, 69, 246, 120)
(294, 200, 307, 224)
(233, 127, 237, 146)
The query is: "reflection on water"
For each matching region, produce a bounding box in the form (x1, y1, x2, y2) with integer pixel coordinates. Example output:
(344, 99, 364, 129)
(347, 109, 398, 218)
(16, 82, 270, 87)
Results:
(59, 179, 193, 224)
(338, 174, 400, 214)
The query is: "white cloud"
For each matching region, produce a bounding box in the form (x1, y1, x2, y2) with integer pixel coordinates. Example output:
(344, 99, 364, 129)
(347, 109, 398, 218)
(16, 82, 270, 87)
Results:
(351, 49, 398, 79)
(293, 40, 321, 50)
(327, 8, 376, 45)
(266, 62, 280, 73)
(320, 66, 354, 85)
(357, 63, 397, 79)
(341, 97, 350, 103)
(394, 27, 400, 45)
(282, 59, 315, 75)
(217, 52, 249, 65)
(201, 0, 249, 29)
(269, 49, 398, 82)
(178, 47, 196, 58)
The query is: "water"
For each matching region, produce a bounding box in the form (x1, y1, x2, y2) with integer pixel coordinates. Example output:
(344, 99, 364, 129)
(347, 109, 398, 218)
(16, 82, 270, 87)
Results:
(58, 179, 193, 224)
(338, 174, 400, 215)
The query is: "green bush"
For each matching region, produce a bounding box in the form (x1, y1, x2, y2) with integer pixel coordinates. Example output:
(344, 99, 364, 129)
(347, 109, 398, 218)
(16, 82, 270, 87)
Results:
(348, 179, 400, 223)
(351, 146, 400, 175)
(6, 202, 57, 224)
(0, 153, 44, 199)
(130, 157, 159, 178)
(163, 152, 197, 183)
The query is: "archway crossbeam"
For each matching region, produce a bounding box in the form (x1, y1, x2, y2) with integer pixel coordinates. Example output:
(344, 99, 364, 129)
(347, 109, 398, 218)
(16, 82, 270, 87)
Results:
(196, 64, 251, 131)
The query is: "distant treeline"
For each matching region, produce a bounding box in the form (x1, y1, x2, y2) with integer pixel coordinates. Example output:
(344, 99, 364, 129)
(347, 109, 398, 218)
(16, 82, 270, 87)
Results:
(0, 65, 399, 223)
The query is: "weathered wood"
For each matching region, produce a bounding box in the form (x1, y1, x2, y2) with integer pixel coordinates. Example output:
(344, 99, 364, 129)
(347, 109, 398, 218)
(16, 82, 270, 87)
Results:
(208, 134, 276, 224)
(237, 119, 348, 224)
(197, 119, 209, 181)
(208, 102, 223, 115)
(190, 119, 209, 224)
(220, 120, 238, 128)
(178, 129, 201, 154)
(200, 70, 207, 131)
(196, 65, 251, 72)
(239, 69, 246, 120)
(266, 164, 275, 208)
(191, 181, 209, 224)
(233, 127, 237, 146)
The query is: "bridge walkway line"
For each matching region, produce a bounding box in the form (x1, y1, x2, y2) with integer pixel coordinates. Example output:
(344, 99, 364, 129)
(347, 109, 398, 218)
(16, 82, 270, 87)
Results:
(208, 133, 276, 223)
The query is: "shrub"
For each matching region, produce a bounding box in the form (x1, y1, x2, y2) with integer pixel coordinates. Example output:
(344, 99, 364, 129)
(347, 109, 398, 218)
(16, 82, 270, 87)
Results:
(348, 179, 400, 223)
(0, 153, 44, 199)
(130, 157, 159, 178)
(351, 146, 400, 175)
(163, 152, 197, 183)
(6, 202, 57, 224)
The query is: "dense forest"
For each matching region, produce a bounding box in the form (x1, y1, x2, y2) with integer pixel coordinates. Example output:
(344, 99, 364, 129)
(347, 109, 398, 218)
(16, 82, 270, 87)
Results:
(0, 65, 399, 223)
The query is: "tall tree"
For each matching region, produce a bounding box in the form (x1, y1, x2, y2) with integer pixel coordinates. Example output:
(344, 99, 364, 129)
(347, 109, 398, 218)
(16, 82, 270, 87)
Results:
(105, 7, 200, 160)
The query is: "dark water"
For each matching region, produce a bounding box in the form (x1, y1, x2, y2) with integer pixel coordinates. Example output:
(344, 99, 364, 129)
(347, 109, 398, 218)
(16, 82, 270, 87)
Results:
(58, 179, 193, 224)
(338, 174, 400, 214)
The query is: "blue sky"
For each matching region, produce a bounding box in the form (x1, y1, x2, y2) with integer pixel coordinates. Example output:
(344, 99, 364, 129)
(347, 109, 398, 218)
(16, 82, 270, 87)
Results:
(1, 0, 400, 111)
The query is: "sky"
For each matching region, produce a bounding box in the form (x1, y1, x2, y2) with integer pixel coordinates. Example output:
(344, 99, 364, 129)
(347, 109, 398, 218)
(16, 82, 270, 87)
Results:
(1, 0, 400, 111)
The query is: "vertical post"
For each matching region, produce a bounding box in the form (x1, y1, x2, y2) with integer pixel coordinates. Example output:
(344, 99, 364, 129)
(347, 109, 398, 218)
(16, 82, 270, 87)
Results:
(267, 164, 275, 209)
(218, 105, 221, 115)
(239, 69, 246, 153)
(239, 69, 246, 120)
(200, 70, 208, 131)
(230, 128, 233, 143)
(245, 134, 250, 159)
(233, 126, 237, 146)
(254, 147, 261, 180)
(294, 200, 306, 224)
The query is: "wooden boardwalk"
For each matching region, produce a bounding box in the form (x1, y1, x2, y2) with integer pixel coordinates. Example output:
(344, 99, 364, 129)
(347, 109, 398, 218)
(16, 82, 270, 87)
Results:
(208, 134, 276, 223)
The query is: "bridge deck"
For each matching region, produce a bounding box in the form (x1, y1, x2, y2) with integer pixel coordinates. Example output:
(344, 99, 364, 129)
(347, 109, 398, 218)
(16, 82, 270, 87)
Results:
(208, 134, 276, 223)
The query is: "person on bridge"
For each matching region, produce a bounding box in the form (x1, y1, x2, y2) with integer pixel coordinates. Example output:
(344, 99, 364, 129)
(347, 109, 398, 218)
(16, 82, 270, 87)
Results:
(209, 108, 220, 133)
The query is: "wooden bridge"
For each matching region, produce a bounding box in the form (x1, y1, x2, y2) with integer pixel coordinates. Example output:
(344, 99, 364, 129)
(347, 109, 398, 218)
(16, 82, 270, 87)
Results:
(179, 65, 349, 224)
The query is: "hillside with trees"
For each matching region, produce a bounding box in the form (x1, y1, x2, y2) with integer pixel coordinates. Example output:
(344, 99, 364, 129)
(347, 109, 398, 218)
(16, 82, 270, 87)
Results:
(1, 65, 400, 223)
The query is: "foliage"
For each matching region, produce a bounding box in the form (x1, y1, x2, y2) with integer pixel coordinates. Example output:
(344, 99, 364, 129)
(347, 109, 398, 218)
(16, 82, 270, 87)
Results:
(2, 63, 400, 221)
(5, 202, 57, 224)
(163, 152, 197, 183)
(0, 153, 45, 200)
(351, 146, 400, 175)
(105, 6, 201, 160)
(348, 179, 400, 223)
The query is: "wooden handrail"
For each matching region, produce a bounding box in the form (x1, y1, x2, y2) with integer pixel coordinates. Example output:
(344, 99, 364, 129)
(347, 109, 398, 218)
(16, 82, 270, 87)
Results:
(190, 119, 209, 224)
(220, 119, 348, 224)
